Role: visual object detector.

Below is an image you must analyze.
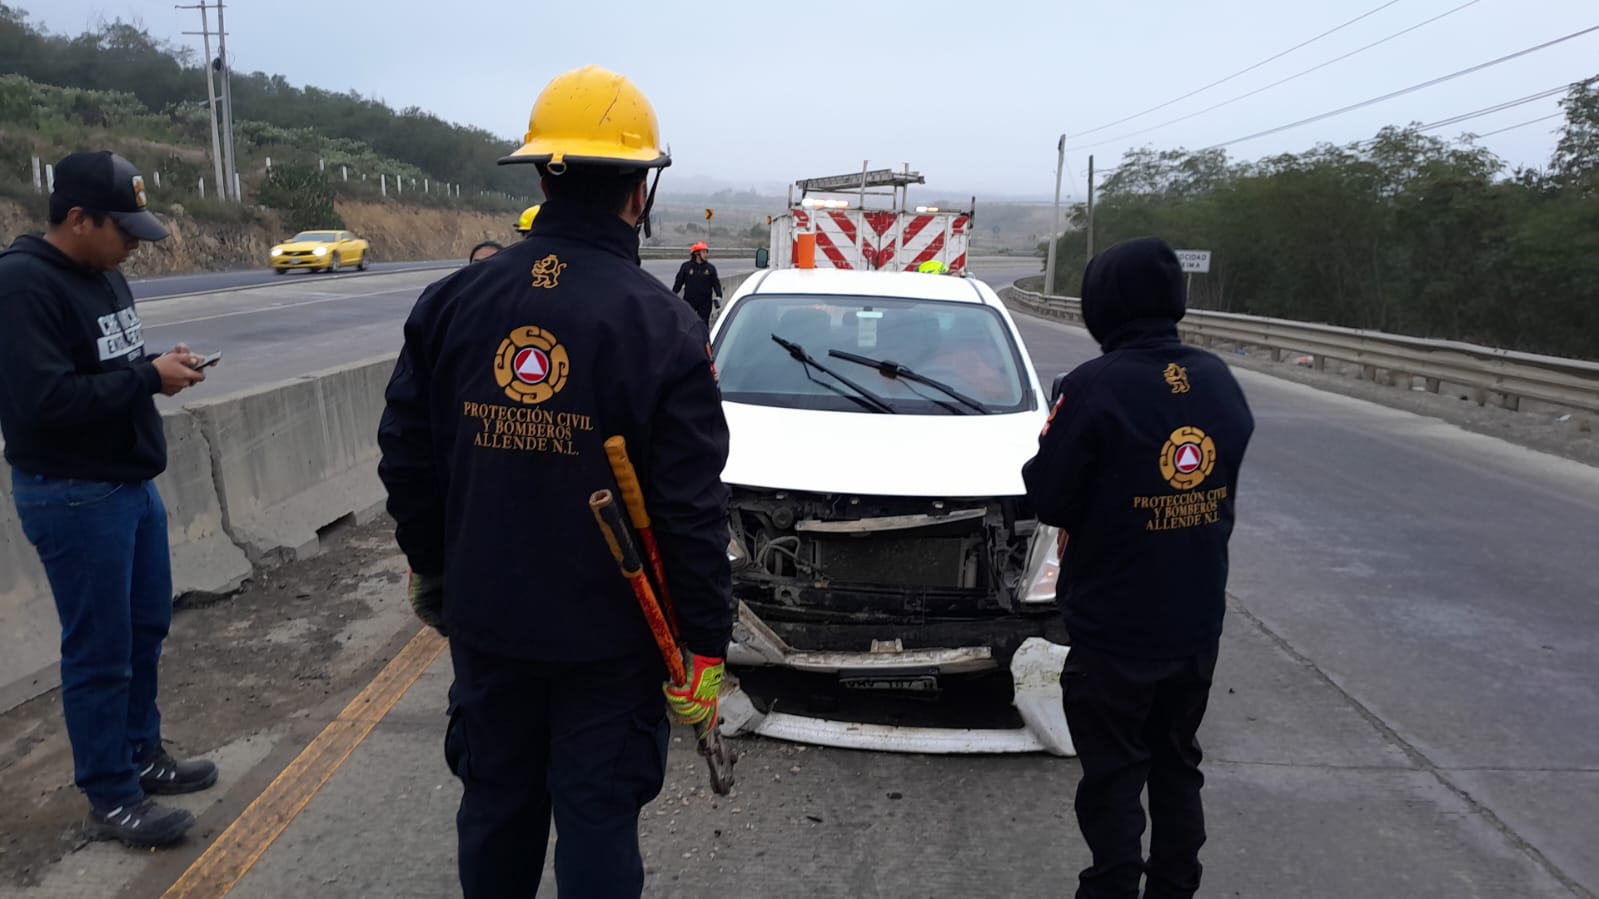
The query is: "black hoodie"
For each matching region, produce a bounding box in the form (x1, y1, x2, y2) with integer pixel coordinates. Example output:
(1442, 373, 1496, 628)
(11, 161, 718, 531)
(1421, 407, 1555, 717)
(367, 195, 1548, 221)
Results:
(0, 234, 167, 482)
(1022, 238, 1254, 659)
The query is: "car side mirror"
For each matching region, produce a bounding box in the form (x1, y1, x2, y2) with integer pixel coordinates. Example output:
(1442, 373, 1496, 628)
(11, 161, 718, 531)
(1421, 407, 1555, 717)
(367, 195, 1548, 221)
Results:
(1050, 373, 1068, 404)
(755, 247, 769, 269)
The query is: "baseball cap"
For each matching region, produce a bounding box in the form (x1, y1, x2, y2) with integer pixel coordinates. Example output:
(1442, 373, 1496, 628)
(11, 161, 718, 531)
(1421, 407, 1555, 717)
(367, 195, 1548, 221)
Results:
(52, 151, 171, 242)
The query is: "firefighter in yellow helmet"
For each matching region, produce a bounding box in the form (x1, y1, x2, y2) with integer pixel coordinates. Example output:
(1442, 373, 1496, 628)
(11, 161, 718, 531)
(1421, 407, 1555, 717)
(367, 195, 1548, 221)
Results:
(514, 204, 540, 238)
(378, 65, 731, 899)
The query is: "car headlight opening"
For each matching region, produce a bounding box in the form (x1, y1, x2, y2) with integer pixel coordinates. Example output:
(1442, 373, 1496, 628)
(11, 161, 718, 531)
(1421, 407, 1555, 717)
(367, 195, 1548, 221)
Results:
(1020, 526, 1062, 604)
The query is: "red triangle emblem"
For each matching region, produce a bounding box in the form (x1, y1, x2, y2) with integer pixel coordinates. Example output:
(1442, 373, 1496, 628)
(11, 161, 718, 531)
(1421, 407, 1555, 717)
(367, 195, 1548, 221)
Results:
(1175, 444, 1202, 473)
(514, 348, 549, 383)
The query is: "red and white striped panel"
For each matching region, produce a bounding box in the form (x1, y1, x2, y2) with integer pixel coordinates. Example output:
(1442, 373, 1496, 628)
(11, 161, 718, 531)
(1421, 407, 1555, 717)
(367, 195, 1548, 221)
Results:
(816, 210, 863, 269)
(791, 208, 860, 269)
(895, 214, 970, 272)
(790, 210, 970, 271)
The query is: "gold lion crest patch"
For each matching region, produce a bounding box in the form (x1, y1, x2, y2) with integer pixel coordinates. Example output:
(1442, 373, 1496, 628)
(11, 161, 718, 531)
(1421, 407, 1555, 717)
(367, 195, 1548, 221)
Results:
(531, 254, 567, 289)
(1163, 363, 1190, 394)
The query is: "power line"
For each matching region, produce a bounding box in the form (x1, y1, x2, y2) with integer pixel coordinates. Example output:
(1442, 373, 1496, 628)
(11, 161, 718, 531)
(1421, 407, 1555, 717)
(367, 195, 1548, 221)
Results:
(1198, 24, 1599, 152)
(1068, 0, 1483, 152)
(1069, 0, 1406, 140)
(1410, 84, 1572, 134)
(1091, 85, 1574, 185)
(1469, 112, 1564, 138)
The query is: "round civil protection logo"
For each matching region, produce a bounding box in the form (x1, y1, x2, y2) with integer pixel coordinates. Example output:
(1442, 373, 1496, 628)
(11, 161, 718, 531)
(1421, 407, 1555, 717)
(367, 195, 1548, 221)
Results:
(494, 326, 569, 405)
(1159, 426, 1217, 490)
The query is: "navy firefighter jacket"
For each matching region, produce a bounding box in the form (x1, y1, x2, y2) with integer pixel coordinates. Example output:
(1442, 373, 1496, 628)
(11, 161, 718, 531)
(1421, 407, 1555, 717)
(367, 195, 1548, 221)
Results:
(1022, 238, 1255, 660)
(377, 202, 734, 662)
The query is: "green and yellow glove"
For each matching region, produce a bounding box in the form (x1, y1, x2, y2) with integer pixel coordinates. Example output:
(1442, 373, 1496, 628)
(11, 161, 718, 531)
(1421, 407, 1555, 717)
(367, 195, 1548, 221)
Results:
(407, 571, 445, 636)
(663, 653, 724, 727)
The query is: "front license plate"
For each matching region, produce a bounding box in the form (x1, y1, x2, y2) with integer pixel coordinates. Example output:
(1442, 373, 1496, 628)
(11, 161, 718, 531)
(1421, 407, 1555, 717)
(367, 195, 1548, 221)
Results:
(839, 670, 940, 695)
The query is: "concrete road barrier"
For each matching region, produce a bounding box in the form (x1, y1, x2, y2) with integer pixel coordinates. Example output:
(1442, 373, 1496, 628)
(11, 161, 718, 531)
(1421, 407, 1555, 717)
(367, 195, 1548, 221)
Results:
(0, 465, 58, 712)
(187, 355, 396, 563)
(161, 410, 253, 597)
(0, 410, 254, 711)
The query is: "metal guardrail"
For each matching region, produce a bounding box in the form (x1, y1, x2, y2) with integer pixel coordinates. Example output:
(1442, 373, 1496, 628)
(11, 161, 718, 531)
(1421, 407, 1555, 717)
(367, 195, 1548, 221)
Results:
(1008, 286, 1599, 416)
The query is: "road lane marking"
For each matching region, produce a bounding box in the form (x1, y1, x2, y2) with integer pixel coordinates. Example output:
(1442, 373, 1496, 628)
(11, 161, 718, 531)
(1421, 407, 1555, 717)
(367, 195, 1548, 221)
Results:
(160, 627, 447, 899)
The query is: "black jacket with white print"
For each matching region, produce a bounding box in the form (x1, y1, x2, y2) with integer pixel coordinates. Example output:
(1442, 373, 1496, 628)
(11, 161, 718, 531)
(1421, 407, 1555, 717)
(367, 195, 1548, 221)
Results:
(0, 234, 166, 482)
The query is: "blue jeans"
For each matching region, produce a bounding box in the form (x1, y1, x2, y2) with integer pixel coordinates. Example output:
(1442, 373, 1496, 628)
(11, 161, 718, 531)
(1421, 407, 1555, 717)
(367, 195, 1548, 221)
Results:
(10, 472, 173, 810)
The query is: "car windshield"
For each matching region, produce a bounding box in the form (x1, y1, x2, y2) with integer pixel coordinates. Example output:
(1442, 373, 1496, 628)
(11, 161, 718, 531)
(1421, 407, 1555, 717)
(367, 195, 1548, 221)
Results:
(713, 293, 1033, 415)
(290, 231, 338, 242)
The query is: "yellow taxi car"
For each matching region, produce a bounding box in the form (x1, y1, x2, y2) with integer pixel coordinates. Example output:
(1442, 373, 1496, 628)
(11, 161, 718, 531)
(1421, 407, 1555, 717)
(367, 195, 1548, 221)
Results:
(270, 230, 371, 274)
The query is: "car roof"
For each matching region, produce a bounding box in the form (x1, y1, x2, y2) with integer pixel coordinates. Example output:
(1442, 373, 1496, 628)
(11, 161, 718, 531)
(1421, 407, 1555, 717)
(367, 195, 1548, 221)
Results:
(745, 269, 997, 307)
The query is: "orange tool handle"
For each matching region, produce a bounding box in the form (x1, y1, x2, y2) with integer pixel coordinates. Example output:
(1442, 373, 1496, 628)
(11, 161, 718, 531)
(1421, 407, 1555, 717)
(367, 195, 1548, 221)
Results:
(589, 490, 686, 685)
(604, 437, 651, 529)
(603, 436, 683, 637)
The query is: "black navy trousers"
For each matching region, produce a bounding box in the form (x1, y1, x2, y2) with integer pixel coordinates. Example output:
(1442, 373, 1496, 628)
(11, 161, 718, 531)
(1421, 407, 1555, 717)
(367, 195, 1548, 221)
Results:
(446, 639, 669, 898)
(1062, 641, 1220, 899)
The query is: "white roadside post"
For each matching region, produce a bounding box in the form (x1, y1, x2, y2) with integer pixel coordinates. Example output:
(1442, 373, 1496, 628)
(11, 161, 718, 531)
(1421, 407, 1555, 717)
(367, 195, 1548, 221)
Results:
(31, 156, 41, 193)
(1044, 134, 1065, 298)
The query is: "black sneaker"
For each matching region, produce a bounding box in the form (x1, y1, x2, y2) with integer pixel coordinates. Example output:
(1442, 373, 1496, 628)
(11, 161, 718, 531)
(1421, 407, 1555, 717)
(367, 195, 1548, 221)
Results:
(138, 750, 219, 795)
(88, 798, 195, 847)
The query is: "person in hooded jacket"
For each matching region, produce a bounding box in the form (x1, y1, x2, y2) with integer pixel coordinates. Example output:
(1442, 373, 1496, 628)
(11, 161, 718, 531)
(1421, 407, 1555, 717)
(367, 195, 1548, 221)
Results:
(1022, 237, 1254, 899)
(0, 151, 219, 850)
(671, 242, 722, 324)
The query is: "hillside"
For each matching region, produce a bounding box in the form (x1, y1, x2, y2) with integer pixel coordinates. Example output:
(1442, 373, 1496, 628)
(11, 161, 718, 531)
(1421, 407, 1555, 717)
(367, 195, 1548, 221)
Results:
(0, 194, 516, 276)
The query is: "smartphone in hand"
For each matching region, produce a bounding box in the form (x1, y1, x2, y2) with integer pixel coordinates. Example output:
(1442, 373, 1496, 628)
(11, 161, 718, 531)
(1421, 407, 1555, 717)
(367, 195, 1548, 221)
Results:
(194, 351, 223, 369)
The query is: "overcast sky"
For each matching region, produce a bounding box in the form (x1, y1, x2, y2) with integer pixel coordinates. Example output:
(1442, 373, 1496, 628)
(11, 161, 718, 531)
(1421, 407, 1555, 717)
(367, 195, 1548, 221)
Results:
(24, 0, 1599, 200)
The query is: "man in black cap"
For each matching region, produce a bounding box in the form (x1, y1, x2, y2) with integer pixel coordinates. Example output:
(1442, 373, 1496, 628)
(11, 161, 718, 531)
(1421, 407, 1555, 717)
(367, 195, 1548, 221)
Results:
(0, 151, 219, 848)
(1023, 237, 1254, 899)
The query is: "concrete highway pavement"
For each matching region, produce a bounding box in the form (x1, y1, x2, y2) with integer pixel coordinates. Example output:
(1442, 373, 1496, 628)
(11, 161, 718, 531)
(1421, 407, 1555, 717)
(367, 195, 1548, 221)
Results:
(1017, 315, 1599, 896)
(128, 260, 459, 301)
(63, 289, 1594, 898)
(128, 253, 795, 302)
(138, 259, 739, 399)
(137, 256, 1039, 398)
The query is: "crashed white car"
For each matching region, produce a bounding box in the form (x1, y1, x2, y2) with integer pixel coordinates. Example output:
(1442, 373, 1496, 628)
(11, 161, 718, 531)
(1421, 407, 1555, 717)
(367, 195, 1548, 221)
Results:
(708, 268, 1074, 756)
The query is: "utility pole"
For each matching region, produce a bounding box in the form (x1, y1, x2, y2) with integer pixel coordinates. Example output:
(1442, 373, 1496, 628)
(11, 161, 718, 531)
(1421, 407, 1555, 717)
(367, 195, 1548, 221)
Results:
(1044, 134, 1065, 298)
(215, 0, 239, 201)
(1086, 154, 1096, 262)
(179, 2, 227, 201)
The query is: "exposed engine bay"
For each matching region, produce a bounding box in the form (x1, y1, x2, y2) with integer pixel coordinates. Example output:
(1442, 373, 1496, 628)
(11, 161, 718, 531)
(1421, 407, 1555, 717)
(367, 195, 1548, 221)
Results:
(725, 486, 1062, 657)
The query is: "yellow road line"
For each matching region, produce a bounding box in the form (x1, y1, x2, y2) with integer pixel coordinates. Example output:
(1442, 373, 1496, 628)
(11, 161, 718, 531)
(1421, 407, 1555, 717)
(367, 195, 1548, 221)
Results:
(162, 627, 447, 899)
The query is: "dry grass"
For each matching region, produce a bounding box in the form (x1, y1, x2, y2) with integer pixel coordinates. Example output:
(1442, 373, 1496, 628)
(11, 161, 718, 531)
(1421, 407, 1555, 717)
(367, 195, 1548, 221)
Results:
(336, 201, 511, 262)
(0, 197, 518, 276)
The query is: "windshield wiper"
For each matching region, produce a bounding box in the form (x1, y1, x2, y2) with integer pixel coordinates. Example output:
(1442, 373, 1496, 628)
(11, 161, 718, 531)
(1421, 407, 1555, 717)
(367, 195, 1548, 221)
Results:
(827, 349, 991, 414)
(770, 335, 896, 414)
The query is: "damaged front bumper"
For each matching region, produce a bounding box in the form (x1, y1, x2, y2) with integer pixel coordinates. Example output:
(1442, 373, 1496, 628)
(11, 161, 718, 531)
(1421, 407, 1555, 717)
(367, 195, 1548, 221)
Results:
(718, 602, 1075, 756)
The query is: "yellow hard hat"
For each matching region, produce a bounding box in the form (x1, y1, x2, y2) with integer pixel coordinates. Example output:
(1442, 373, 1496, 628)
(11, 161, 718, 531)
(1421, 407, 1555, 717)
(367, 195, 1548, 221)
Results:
(515, 204, 541, 233)
(499, 66, 671, 172)
(918, 260, 949, 274)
